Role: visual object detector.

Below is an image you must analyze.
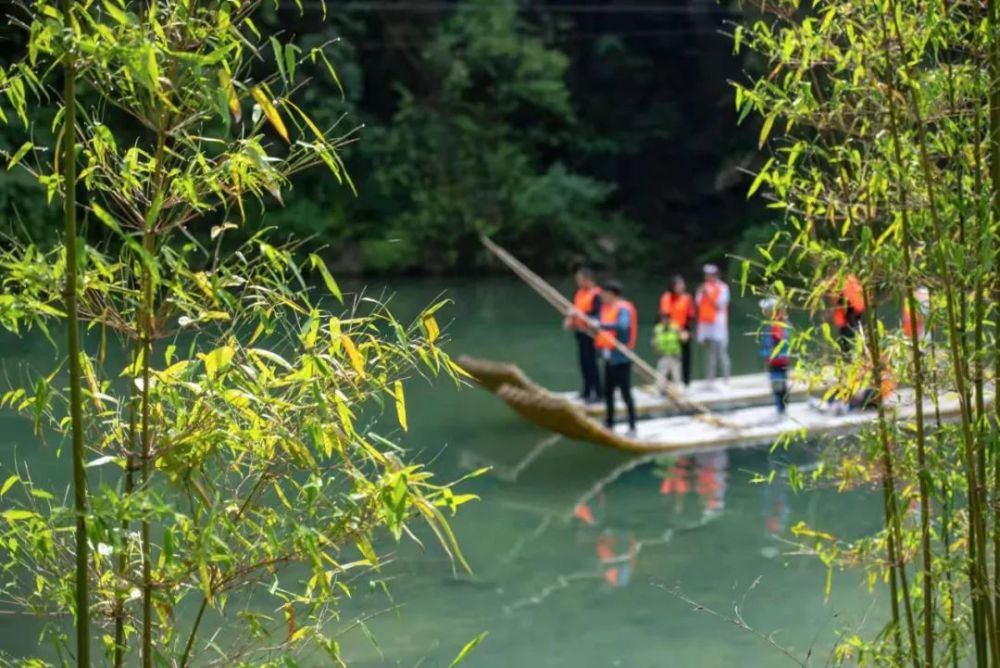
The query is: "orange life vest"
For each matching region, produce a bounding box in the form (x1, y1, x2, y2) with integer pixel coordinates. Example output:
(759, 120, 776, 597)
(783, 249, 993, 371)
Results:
(902, 300, 926, 339)
(832, 274, 866, 328)
(571, 286, 601, 330)
(697, 280, 726, 324)
(659, 292, 694, 329)
(595, 300, 638, 350)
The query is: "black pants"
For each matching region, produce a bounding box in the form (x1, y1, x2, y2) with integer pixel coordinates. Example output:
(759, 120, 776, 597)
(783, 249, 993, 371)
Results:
(576, 332, 602, 400)
(604, 361, 636, 431)
(680, 337, 692, 386)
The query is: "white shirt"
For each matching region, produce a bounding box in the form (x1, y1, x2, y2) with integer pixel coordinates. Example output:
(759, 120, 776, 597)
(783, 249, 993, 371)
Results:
(696, 280, 730, 344)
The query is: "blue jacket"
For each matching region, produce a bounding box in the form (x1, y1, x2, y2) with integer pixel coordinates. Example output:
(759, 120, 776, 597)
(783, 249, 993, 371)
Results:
(601, 305, 633, 365)
(759, 322, 789, 370)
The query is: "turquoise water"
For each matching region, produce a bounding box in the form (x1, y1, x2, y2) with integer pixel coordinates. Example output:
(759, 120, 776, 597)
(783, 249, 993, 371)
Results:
(0, 277, 886, 666)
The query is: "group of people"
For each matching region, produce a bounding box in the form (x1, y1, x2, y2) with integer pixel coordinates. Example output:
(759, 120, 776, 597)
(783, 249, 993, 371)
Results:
(564, 264, 734, 436)
(567, 267, 920, 432)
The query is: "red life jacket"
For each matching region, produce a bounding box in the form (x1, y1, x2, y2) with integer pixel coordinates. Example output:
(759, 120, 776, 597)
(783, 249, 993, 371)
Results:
(659, 292, 694, 329)
(697, 280, 726, 324)
(767, 323, 789, 368)
(595, 300, 638, 350)
(571, 286, 600, 330)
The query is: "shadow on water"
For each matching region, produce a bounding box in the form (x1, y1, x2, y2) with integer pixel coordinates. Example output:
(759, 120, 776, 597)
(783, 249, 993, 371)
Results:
(0, 277, 887, 667)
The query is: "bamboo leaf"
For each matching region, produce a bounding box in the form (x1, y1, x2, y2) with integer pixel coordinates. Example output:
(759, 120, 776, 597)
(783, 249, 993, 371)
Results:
(448, 632, 488, 668)
(6, 141, 32, 170)
(758, 114, 775, 148)
(341, 335, 365, 378)
(199, 346, 236, 379)
(251, 86, 290, 142)
(218, 68, 241, 122)
(394, 380, 407, 432)
(309, 254, 343, 302)
(422, 315, 440, 343)
(0, 475, 18, 497)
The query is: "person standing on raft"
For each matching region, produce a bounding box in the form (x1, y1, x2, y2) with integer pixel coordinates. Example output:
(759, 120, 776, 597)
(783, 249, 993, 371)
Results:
(759, 298, 791, 420)
(695, 264, 731, 386)
(659, 275, 695, 387)
(830, 273, 866, 353)
(564, 267, 603, 403)
(595, 280, 638, 436)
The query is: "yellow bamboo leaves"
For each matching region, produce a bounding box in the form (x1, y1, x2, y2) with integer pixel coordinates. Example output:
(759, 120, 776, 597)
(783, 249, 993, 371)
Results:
(340, 334, 365, 378)
(251, 85, 289, 143)
(218, 68, 241, 122)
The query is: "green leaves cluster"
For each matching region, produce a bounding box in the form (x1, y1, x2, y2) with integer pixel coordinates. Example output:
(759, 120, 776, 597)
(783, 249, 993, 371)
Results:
(268, 0, 639, 273)
(0, 1, 476, 666)
(736, 1, 1000, 666)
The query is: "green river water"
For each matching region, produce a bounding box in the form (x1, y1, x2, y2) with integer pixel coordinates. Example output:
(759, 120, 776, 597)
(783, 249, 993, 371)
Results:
(0, 277, 886, 667)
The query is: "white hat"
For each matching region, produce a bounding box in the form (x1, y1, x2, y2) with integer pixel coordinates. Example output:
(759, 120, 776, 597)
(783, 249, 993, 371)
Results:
(703, 263, 719, 275)
(759, 297, 778, 313)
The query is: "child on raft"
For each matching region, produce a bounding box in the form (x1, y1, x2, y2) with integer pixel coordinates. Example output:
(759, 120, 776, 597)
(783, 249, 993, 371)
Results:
(759, 298, 791, 420)
(652, 313, 683, 395)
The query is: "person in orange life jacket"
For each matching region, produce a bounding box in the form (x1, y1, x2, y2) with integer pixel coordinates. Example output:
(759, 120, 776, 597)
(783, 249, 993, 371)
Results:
(849, 355, 896, 412)
(902, 286, 931, 345)
(830, 273, 866, 353)
(695, 264, 731, 384)
(811, 352, 896, 415)
(563, 267, 603, 403)
(759, 298, 791, 418)
(659, 275, 695, 387)
(595, 280, 638, 435)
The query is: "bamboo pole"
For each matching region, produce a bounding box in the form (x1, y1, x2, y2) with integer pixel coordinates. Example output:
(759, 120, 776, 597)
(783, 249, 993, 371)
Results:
(60, 1, 90, 664)
(480, 235, 724, 421)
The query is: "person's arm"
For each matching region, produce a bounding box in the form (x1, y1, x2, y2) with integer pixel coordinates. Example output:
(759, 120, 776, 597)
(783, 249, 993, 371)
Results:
(717, 284, 730, 309)
(616, 305, 631, 343)
(590, 293, 602, 318)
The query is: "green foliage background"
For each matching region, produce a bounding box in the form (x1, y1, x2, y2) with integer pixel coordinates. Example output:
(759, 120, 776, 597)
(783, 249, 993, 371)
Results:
(0, 0, 765, 274)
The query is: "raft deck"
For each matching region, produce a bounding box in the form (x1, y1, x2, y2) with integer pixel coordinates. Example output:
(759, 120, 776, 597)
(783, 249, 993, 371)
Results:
(456, 355, 822, 417)
(457, 355, 973, 453)
(495, 383, 967, 453)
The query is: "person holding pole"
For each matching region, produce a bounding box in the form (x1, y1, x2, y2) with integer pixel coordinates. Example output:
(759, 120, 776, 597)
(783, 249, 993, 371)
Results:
(595, 280, 638, 436)
(696, 264, 731, 385)
(564, 267, 603, 403)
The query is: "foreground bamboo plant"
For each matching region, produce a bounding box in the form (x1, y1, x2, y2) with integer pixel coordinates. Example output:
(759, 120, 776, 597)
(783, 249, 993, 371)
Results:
(735, 1, 1000, 665)
(0, 1, 478, 665)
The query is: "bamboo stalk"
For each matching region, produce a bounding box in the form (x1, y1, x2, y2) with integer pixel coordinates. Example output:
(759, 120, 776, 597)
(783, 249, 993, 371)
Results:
(886, 2, 1000, 661)
(61, 0, 90, 664)
(876, 7, 934, 661)
(985, 0, 1000, 633)
(964, 3, 991, 659)
(860, 288, 919, 668)
(140, 118, 168, 668)
(114, 354, 138, 668)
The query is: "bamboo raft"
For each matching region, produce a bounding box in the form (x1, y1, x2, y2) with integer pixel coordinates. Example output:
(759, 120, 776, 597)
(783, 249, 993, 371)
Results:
(457, 355, 821, 417)
(457, 355, 970, 454)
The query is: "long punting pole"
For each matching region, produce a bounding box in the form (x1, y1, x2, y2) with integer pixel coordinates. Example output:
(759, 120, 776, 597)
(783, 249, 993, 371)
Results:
(479, 235, 726, 422)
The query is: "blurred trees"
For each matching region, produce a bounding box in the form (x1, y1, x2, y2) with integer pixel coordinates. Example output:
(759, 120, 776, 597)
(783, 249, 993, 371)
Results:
(0, 0, 762, 274)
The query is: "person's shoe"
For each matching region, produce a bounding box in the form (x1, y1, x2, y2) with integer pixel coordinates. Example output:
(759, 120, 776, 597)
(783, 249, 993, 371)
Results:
(585, 396, 602, 405)
(625, 428, 638, 439)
